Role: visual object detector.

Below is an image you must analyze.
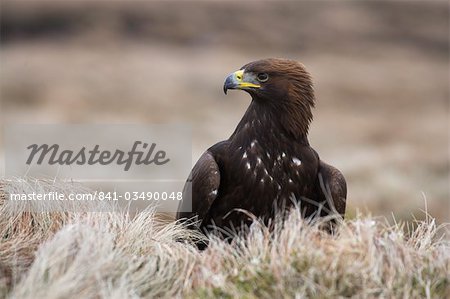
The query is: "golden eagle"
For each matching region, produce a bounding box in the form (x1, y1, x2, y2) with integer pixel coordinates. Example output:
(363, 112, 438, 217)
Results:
(177, 58, 346, 241)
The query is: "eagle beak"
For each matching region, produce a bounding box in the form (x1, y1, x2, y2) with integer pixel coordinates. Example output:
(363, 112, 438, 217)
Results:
(223, 70, 260, 94)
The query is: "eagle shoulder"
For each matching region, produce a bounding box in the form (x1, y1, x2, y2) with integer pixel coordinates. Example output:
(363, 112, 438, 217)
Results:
(316, 160, 347, 217)
(176, 148, 221, 228)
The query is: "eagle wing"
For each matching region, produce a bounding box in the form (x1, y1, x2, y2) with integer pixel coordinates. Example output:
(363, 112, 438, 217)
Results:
(316, 160, 347, 217)
(176, 150, 221, 228)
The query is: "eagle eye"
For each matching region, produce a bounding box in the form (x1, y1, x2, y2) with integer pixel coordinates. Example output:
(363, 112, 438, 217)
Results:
(257, 73, 269, 83)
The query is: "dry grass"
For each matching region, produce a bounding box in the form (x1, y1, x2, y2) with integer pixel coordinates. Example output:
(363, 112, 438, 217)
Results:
(0, 178, 448, 298)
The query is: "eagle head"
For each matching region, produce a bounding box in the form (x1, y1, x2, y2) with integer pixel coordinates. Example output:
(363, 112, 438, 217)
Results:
(223, 58, 315, 138)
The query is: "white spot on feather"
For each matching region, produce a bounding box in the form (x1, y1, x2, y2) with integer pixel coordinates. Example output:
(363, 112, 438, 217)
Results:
(288, 178, 294, 184)
(292, 157, 302, 166)
(251, 140, 257, 148)
(243, 151, 247, 159)
(266, 152, 271, 159)
(256, 157, 262, 165)
(210, 190, 218, 196)
(246, 162, 251, 170)
(282, 153, 286, 158)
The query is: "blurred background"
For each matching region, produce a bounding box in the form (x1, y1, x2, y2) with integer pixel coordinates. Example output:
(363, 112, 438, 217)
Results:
(0, 1, 448, 223)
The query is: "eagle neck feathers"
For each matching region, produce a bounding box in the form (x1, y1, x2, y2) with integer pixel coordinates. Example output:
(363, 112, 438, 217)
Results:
(232, 95, 313, 144)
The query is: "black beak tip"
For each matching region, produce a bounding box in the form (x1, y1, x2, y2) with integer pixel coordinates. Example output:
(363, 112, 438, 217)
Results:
(223, 75, 234, 95)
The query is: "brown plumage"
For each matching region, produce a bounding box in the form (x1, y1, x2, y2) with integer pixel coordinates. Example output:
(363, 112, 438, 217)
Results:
(177, 58, 346, 244)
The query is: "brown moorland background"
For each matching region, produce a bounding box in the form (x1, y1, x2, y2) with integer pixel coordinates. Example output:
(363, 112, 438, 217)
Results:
(0, 1, 449, 223)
